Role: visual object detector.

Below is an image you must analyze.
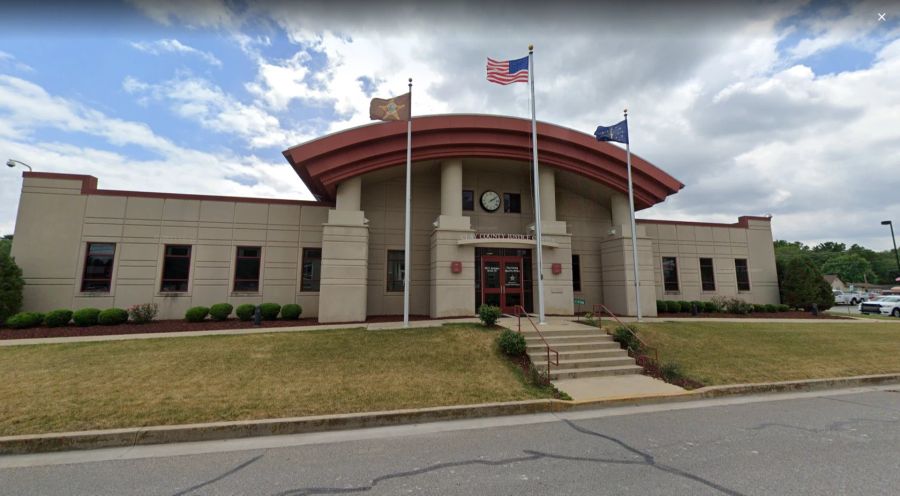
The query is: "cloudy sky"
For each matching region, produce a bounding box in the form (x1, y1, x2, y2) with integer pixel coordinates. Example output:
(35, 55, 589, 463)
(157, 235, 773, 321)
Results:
(1, 0, 898, 249)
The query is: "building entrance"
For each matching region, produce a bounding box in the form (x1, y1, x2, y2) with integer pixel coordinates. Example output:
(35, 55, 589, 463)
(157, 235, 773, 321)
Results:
(475, 248, 533, 314)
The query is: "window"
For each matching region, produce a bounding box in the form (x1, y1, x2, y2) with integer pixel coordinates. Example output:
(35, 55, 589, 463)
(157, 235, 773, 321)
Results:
(462, 189, 474, 211)
(160, 245, 192, 292)
(81, 243, 115, 292)
(699, 257, 716, 291)
(503, 193, 521, 213)
(572, 255, 581, 292)
(234, 246, 261, 292)
(387, 250, 405, 292)
(735, 259, 751, 291)
(301, 248, 322, 292)
(662, 257, 679, 292)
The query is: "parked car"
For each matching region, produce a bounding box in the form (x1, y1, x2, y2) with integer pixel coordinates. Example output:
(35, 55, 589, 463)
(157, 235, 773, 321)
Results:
(858, 296, 900, 317)
(832, 290, 864, 305)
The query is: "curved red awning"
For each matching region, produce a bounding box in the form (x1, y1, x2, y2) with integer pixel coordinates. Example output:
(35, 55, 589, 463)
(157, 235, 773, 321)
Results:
(282, 114, 683, 209)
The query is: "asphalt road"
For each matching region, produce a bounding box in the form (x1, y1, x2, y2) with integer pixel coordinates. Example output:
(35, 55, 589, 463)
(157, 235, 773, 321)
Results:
(2, 386, 900, 495)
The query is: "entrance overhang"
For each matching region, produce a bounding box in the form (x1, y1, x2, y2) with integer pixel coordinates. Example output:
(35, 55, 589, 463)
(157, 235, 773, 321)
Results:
(282, 114, 684, 209)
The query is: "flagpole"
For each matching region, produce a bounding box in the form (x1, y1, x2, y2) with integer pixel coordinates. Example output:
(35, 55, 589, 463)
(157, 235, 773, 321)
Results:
(624, 109, 642, 321)
(403, 77, 412, 328)
(528, 45, 546, 324)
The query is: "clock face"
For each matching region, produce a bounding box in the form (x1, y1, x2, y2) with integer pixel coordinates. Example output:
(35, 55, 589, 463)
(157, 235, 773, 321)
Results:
(480, 190, 501, 212)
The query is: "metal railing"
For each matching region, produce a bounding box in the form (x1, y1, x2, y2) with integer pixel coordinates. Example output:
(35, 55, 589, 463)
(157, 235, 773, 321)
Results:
(592, 303, 659, 364)
(514, 305, 559, 373)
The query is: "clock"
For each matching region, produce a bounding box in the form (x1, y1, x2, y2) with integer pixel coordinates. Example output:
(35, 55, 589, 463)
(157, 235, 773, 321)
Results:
(480, 190, 501, 212)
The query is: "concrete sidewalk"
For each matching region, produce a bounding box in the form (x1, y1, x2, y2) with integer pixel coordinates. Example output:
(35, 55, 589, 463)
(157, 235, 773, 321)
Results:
(0, 317, 482, 347)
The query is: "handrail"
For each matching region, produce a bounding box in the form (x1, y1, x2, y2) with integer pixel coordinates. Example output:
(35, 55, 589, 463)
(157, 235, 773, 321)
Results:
(513, 305, 559, 376)
(592, 303, 659, 364)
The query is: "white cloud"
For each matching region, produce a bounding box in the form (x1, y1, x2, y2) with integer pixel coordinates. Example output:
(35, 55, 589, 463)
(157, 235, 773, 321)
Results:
(130, 39, 222, 67)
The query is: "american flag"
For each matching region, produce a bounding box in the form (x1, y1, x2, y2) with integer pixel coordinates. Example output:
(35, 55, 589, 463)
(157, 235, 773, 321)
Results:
(486, 56, 529, 85)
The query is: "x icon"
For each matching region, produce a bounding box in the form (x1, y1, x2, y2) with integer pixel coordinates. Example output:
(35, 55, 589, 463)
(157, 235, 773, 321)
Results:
(878, 13, 886, 21)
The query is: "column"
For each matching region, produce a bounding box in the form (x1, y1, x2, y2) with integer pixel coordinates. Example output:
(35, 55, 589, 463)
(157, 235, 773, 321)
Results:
(430, 159, 475, 317)
(318, 177, 369, 323)
(600, 192, 657, 317)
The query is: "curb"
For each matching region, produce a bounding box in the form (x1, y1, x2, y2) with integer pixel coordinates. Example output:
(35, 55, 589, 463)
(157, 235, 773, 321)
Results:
(2, 374, 899, 455)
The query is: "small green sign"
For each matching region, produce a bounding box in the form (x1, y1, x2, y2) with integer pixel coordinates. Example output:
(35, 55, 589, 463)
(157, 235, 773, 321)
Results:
(574, 298, 585, 305)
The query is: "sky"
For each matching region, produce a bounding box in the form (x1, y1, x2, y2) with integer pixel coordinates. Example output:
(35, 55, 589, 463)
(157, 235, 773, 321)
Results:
(0, 0, 898, 249)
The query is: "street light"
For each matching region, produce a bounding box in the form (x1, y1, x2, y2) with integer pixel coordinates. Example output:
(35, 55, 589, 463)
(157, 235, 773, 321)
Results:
(6, 159, 33, 172)
(881, 220, 900, 276)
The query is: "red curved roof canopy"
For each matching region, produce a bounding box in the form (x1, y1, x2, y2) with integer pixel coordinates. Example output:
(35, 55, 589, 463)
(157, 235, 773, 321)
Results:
(282, 114, 683, 209)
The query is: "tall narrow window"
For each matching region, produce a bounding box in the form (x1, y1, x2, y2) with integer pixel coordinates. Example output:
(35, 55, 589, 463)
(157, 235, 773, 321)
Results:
(572, 255, 582, 292)
(161, 245, 192, 292)
(301, 248, 322, 292)
(387, 250, 405, 292)
(81, 243, 115, 292)
(699, 257, 716, 291)
(503, 193, 521, 213)
(234, 246, 261, 292)
(735, 259, 751, 291)
(462, 189, 474, 211)
(662, 257, 679, 292)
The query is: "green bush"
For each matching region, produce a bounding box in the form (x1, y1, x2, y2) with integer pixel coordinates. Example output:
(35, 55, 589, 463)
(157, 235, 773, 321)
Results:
(763, 304, 778, 313)
(72, 308, 101, 327)
(497, 329, 527, 356)
(703, 301, 719, 313)
(235, 304, 255, 321)
(5, 312, 44, 329)
(128, 303, 158, 324)
(259, 303, 281, 320)
(713, 296, 752, 315)
(209, 303, 234, 321)
(660, 362, 683, 383)
(613, 325, 641, 353)
(185, 306, 210, 323)
(656, 300, 667, 313)
(777, 304, 790, 312)
(98, 308, 128, 325)
(678, 301, 692, 313)
(281, 303, 302, 320)
(690, 301, 704, 313)
(781, 256, 835, 311)
(665, 301, 681, 313)
(44, 309, 73, 327)
(478, 304, 502, 326)
(0, 251, 24, 326)
(751, 304, 766, 313)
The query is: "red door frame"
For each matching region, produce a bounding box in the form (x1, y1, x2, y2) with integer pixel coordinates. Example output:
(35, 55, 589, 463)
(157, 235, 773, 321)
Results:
(481, 255, 524, 314)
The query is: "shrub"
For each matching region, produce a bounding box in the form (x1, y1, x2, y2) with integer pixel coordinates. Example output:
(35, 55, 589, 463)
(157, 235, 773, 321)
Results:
(235, 304, 255, 321)
(660, 362, 683, 383)
(703, 301, 719, 313)
(763, 304, 778, 313)
(281, 303, 302, 320)
(713, 296, 752, 315)
(613, 325, 641, 353)
(752, 304, 767, 313)
(777, 304, 790, 312)
(44, 309, 73, 327)
(690, 301, 704, 313)
(5, 312, 43, 329)
(582, 312, 597, 327)
(665, 301, 681, 313)
(497, 329, 527, 356)
(185, 306, 209, 323)
(72, 308, 101, 326)
(656, 300, 667, 313)
(128, 303, 158, 324)
(478, 304, 502, 326)
(209, 303, 234, 321)
(259, 303, 281, 320)
(678, 301, 692, 313)
(0, 251, 24, 326)
(781, 256, 835, 311)
(98, 308, 128, 325)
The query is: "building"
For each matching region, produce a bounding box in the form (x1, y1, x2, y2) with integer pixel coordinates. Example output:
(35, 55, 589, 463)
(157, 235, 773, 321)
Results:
(823, 274, 846, 291)
(10, 115, 779, 322)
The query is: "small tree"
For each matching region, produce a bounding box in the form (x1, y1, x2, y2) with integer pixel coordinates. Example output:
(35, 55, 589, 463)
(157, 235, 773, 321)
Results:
(0, 251, 24, 324)
(781, 256, 834, 310)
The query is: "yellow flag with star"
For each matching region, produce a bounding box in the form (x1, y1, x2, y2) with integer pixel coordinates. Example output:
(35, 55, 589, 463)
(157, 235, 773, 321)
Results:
(369, 92, 411, 121)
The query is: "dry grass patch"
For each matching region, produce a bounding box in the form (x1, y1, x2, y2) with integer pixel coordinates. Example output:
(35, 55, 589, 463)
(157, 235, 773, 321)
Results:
(0, 325, 548, 437)
(636, 321, 900, 386)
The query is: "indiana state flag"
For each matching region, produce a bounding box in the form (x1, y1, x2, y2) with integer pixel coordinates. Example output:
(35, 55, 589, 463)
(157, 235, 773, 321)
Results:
(594, 119, 628, 144)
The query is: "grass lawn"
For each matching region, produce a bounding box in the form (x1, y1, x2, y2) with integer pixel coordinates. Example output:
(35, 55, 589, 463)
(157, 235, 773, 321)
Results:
(635, 321, 900, 386)
(0, 325, 549, 437)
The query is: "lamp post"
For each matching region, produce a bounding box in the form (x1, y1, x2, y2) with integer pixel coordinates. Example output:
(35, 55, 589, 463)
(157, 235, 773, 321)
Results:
(6, 159, 33, 172)
(881, 220, 900, 276)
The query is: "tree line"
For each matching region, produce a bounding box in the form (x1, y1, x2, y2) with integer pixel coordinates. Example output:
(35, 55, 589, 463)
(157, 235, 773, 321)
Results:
(774, 240, 900, 286)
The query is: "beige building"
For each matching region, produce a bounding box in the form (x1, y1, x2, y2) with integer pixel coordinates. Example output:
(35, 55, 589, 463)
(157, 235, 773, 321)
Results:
(10, 115, 779, 322)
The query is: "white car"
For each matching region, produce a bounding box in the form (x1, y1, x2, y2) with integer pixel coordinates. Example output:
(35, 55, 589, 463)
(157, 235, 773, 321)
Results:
(858, 296, 900, 317)
(832, 290, 864, 305)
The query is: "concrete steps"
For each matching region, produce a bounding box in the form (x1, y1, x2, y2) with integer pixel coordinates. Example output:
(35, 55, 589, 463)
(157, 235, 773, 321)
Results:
(532, 355, 636, 370)
(518, 323, 644, 380)
(526, 340, 621, 353)
(546, 364, 644, 380)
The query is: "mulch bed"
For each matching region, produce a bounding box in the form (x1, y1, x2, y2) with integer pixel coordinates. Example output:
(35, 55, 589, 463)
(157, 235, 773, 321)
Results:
(655, 311, 850, 320)
(0, 314, 440, 340)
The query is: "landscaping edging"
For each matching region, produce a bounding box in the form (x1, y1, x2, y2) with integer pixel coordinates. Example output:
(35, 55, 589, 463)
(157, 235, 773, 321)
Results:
(3, 373, 899, 455)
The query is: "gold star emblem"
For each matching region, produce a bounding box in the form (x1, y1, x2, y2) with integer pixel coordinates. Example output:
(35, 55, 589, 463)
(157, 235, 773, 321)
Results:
(379, 99, 405, 120)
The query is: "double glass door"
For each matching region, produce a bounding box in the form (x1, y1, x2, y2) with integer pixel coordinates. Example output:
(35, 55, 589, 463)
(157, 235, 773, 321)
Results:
(481, 256, 524, 314)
